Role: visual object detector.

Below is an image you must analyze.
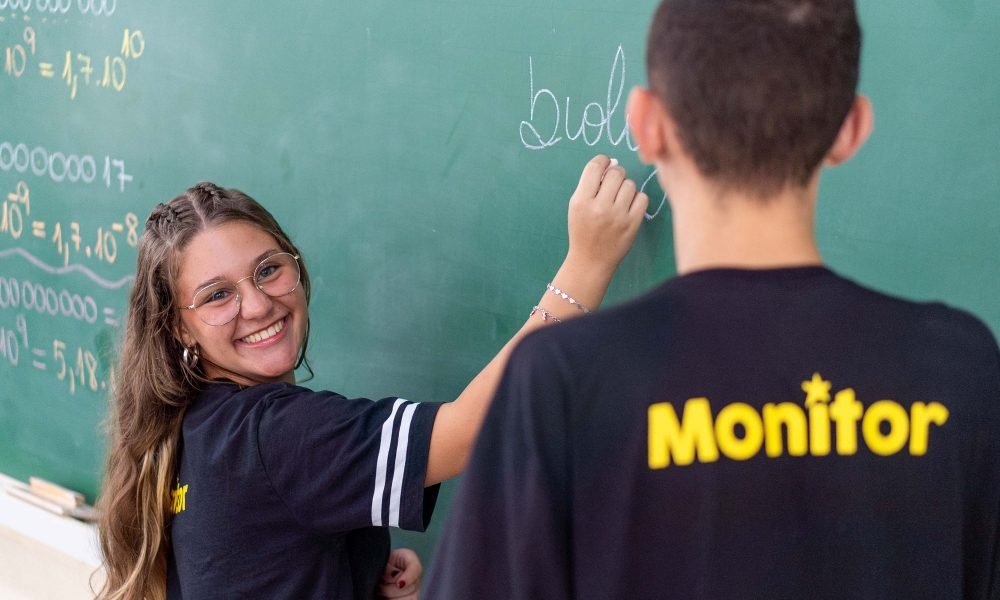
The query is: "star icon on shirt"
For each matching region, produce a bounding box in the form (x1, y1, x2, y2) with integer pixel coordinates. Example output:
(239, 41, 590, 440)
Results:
(802, 373, 832, 407)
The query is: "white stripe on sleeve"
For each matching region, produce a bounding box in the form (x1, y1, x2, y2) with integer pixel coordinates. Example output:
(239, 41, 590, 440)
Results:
(388, 402, 418, 527)
(371, 398, 407, 526)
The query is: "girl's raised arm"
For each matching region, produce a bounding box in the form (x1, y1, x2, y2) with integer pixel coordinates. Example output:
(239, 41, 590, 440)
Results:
(426, 155, 648, 485)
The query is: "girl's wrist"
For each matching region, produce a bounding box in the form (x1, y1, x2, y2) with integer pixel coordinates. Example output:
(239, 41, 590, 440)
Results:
(550, 254, 615, 311)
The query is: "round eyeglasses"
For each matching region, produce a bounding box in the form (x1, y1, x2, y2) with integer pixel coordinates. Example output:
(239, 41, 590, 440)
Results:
(180, 252, 301, 326)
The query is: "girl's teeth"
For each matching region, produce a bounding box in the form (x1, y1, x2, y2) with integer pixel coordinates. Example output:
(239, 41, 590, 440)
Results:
(242, 319, 284, 343)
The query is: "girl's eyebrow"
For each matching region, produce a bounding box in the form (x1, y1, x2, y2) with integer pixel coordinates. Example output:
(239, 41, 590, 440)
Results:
(192, 248, 281, 291)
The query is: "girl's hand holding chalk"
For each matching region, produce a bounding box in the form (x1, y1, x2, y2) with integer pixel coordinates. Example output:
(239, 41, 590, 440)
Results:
(601, 158, 618, 181)
(600, 157, 619, 180)
(565, 155, 648, 281)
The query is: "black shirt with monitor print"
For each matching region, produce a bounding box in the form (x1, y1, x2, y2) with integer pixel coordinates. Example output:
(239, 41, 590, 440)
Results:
(427, 266, 1000, 600)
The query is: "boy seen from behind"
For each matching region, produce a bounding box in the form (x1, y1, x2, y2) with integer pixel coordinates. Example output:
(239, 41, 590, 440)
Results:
(426, 0, 1000, 598)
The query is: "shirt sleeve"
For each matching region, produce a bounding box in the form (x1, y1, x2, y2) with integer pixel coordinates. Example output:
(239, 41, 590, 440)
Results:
(255, 386, 441, 534)
(425, 331, 573, 600)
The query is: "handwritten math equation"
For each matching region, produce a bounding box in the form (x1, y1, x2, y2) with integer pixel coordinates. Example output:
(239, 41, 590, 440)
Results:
(0, 310, 116, 396)
(3, 22, 144, 99)
(0, 0, 134, 400)
(0, 177, 135, 395)
(0, 181, 133, 397)
(1, 180, 139, 266)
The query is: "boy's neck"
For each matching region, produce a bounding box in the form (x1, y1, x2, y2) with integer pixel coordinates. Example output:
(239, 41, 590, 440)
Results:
(670, 178, 823, 275)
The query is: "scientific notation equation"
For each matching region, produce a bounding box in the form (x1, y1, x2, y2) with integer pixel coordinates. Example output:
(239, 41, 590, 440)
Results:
(1, 180, 139, 266)
(0, 298, 118, 396)
(3, 22, 144, 99)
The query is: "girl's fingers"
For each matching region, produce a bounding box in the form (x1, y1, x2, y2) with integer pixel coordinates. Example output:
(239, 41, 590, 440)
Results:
(630, 192, 651, 219)
(376, 576, 421, 598)
(596, 166, 627, 204)
(614, 178, 637, 210)
(576, 155, 611, 198)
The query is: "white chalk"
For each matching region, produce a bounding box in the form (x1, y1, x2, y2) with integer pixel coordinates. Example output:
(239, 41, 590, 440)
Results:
(601, 157, 620, 182)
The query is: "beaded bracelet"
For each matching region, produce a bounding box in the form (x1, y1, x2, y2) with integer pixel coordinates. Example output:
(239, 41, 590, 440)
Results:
(530, 305, 562, 323)
(546, 283, 592, 314)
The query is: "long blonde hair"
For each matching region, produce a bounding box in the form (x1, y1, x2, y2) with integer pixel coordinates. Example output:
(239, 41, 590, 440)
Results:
(96, 183, 311, 600)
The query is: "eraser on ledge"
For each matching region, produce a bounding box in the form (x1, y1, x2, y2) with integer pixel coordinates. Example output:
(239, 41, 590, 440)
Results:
(29, 476, 85, 508)
(5, 480, 99, 521)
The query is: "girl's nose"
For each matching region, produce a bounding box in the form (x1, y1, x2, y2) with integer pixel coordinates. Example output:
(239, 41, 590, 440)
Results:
(238, 282, 272, 321)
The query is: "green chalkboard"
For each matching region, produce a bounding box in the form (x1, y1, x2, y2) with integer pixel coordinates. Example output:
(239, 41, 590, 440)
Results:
(0, 0, 997, 563)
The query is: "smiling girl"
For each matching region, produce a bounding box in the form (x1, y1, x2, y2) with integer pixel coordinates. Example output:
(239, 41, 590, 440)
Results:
(95, 155, 647, 600)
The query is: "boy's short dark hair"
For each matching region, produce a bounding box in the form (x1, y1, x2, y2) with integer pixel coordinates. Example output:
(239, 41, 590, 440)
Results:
(646, 0, 861, 197)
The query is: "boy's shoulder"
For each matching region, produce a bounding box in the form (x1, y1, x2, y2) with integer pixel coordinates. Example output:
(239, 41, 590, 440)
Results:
(832, 272, 999, 355)
(522, 267, 999, 365)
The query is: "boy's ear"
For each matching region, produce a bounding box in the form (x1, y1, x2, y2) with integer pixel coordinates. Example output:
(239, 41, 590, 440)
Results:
(825, 95, 874, 167)
(627, 86, 669, 165)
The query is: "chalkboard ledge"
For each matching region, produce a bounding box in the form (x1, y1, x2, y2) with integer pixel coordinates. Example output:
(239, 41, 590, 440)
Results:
(0, 472, 104, 599)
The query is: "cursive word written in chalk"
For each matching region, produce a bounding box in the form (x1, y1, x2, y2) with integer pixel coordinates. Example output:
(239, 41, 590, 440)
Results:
(518, 46, 667, 220)
(519, 45, 637, 152)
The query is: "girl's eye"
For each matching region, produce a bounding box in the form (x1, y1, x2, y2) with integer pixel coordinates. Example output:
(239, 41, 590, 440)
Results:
(257, 265, 279, 281)
(203, 288, 233, 304)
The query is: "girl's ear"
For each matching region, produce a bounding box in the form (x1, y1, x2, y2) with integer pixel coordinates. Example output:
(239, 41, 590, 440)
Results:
(175, 320, 195, 349)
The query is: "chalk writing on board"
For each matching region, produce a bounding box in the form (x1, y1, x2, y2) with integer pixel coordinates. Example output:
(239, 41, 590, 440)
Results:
(519, 45, 668, 221)
(0, 313, 26, 366)
(0, 142, 134, 191)
(0, 247, 135, 289)
(0, 275, 100, 323)
(51, 338, 106, 394)
(519, 45, 636, 152)
(3, 24, 144, 99)
(3, 24, 35, 77)
(639, 170, 666, 220)
(0, 311, 114, 395)
(40, 210, 140, 266)
(1, 181, 139, 266)
(0, 0, 118, 18)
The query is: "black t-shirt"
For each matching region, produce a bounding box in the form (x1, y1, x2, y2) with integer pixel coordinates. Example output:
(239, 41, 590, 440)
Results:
(166, 381, 440, 599)
(426, 267, 1000, 600)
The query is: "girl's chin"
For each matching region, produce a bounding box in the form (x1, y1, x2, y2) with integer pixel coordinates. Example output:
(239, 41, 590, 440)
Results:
(248, 364, 297, 383)
(203, 360, 297, 386)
